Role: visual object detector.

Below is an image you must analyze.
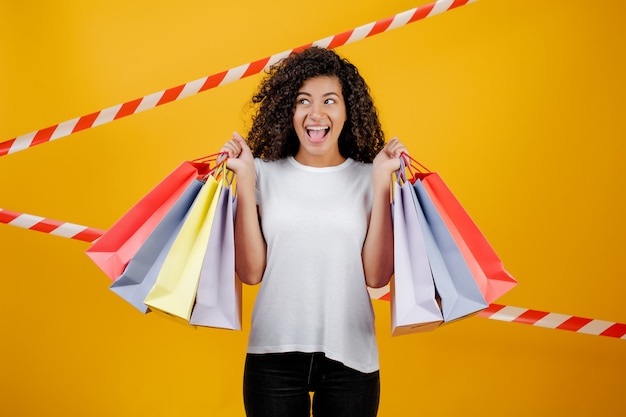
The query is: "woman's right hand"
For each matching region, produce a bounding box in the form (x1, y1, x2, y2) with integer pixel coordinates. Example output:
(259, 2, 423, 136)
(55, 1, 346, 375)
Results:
(219, 132, 255, 181)
(220, 133, 266, 285)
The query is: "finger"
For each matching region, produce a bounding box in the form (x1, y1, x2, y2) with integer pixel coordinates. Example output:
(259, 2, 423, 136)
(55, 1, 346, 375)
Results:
(233, 131, 245, 142)
(234, 131, 255, 155)
(386, 138, 406, 158)
(228, 137, 244, 155)
(217, 143, 239, 166)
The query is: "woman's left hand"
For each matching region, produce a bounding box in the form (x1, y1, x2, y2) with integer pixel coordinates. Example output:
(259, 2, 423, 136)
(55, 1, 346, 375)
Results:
(372, 137, 408, 189)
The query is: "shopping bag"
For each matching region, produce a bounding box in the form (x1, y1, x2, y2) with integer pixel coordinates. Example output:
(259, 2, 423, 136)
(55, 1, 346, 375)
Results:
(390, 177, 443, 336)
(412, 179, 488, 322)
(143, 174, 222, 321)
(189, 175, 241, 330)
(407, 157, 517, 304)
(109, 180, 204, 313)
(86, 160, 213, 280)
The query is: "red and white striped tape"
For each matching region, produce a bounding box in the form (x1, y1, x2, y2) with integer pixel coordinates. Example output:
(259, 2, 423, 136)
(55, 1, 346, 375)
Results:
(368, 287, 626, 340)
(477, 303, 626, 340)
(0, 0, 477, 157)
(0, 208, 104, 243)
(2, 210, 624, 340)
(4, 0, 623, 342)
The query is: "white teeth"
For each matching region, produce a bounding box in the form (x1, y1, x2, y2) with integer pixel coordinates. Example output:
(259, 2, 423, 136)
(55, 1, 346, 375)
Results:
(307, 126, 328, 131)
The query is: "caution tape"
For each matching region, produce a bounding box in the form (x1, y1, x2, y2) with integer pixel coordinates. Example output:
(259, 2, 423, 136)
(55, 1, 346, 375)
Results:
(477, 304, 626, 340)
(0, 208, 104, 242)
(3, 0, 621, 342)
(0, 0, 477, 156)
(1, 212, 623, 341)
(368, 288, 626, 340)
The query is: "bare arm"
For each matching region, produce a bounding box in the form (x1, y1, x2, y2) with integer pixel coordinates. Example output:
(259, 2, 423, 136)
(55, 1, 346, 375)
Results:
(221, 132, 266, 285)
(362, 137, 408, 288)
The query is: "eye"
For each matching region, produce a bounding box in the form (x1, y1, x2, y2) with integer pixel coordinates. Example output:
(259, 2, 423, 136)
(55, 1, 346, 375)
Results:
(324, 98, 336, 105)
(297, 98, 310, 105)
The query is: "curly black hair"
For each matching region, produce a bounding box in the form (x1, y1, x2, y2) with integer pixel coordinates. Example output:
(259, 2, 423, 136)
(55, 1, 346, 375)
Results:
(246, 46, 385, 163)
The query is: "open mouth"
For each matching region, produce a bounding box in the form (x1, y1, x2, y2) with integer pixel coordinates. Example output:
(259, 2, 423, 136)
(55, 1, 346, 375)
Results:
(306, 126, 330, 143)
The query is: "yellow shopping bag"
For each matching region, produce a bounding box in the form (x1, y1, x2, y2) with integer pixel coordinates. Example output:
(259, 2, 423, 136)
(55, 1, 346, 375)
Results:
(143, 173, 222, 321)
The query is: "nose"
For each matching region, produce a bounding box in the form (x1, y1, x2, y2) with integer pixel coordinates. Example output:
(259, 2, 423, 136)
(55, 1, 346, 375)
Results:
(309, 102, 324, 120)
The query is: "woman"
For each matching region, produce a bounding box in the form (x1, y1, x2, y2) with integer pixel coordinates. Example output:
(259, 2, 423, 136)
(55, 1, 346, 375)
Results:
(220, 46, 407, 417)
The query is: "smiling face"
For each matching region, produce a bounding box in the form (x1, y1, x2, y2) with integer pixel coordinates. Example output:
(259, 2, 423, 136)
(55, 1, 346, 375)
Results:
(292, 76, 348, 167)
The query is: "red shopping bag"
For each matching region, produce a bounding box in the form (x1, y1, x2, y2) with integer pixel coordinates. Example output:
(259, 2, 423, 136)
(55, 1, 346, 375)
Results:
(405, 154, 518, 304)
(86, 156, 216, 281)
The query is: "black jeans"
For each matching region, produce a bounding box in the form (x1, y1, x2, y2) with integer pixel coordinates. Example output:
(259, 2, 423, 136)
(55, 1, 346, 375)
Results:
(243, 352, 380, 417)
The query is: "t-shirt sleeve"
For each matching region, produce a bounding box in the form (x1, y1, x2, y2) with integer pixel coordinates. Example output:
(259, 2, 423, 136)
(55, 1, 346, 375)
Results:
(254, 158, 262, 206)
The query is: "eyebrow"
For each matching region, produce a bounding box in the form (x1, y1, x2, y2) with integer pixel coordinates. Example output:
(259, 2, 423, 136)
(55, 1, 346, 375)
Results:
(296, 91, 341, 97)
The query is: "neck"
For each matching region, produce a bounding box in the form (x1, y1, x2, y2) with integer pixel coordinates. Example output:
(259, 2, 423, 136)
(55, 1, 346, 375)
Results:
(294, 151, 346, 168)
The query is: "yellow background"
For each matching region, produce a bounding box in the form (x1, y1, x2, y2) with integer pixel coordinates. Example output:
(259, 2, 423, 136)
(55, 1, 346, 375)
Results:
(1, 0, 625, 415)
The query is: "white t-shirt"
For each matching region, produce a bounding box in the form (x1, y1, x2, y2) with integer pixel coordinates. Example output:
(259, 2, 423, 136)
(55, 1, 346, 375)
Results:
(247, 156, 379, 373)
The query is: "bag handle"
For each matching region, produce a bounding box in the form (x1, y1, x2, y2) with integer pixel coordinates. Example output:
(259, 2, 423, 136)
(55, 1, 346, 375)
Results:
(401, 152, 431, 183)
(396, 155, 408, 184)
(191, 152, 229, 181)
(186, 152, 229, 179)
(193, 151, 236, 192)
(192, 151, 227, 164)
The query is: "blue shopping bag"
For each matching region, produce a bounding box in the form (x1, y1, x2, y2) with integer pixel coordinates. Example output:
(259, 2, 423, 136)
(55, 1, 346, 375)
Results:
(109, 180, 204, 313)
(412, 179, 488, 322)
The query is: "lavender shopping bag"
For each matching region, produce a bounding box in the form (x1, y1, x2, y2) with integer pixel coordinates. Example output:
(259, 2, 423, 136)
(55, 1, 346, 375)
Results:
(390, 178, 443, 336)
(190, 178, 241, 330)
